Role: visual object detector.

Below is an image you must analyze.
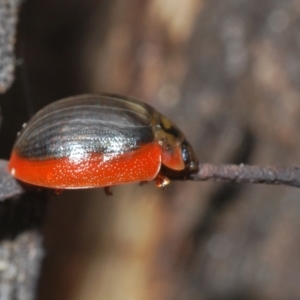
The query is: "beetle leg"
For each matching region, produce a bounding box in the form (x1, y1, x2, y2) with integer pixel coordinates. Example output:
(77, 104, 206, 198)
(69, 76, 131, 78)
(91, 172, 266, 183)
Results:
(104, 186, 113, 196)
(155, 174, 170, 188)
(53, 189, 63, 195)
(139, 181, 148, 186)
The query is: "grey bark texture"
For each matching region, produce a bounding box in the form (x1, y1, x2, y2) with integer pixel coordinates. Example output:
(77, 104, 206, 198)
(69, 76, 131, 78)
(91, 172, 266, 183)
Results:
(0, 0, 22, 93)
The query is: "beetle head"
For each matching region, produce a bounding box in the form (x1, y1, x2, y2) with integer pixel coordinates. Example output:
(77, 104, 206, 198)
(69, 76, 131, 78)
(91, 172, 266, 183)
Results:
(154, 113, 199, 179)
(181, 139, 199, 175)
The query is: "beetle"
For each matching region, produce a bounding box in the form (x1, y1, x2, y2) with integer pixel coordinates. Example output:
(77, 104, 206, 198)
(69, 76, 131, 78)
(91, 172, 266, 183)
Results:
(8, 94, 198, 190)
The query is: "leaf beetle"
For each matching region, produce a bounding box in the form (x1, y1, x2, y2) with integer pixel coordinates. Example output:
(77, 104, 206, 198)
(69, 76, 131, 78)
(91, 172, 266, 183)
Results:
(8, 94, 199, 190)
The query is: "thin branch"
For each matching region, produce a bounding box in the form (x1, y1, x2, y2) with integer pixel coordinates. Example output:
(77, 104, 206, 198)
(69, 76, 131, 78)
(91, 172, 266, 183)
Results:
(0, 160, 25, 201)
(191, 163, 300, 188)
(2, 158, 300, 201)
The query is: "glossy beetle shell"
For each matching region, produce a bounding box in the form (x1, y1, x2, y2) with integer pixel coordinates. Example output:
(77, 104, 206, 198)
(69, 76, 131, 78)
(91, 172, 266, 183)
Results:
(8, 94, 198, 189)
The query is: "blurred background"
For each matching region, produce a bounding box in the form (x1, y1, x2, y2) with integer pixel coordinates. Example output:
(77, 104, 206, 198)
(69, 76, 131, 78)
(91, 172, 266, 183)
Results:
(1, 0, 300, 299)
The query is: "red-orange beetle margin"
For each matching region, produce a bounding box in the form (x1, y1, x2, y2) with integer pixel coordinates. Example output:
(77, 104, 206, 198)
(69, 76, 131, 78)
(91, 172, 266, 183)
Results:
(8, 94, 198, 189)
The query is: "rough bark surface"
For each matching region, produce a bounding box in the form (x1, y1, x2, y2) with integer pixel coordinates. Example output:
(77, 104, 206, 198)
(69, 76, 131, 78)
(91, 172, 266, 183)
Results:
(0, 0, 22, 93)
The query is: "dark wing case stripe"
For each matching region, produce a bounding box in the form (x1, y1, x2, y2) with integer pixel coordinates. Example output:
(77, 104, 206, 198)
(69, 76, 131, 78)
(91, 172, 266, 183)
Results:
(14, 94, 155, 160)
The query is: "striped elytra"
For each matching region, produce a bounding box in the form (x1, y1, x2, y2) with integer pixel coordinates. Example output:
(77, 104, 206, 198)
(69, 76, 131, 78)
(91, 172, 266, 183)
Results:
(8, 94, 198, 189)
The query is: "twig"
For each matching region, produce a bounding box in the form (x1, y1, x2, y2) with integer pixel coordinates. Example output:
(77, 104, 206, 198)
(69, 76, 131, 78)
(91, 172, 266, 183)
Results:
(1, 159, 300, 201)
(191, 163, 300, 188)
(0, 160, 25, 201)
